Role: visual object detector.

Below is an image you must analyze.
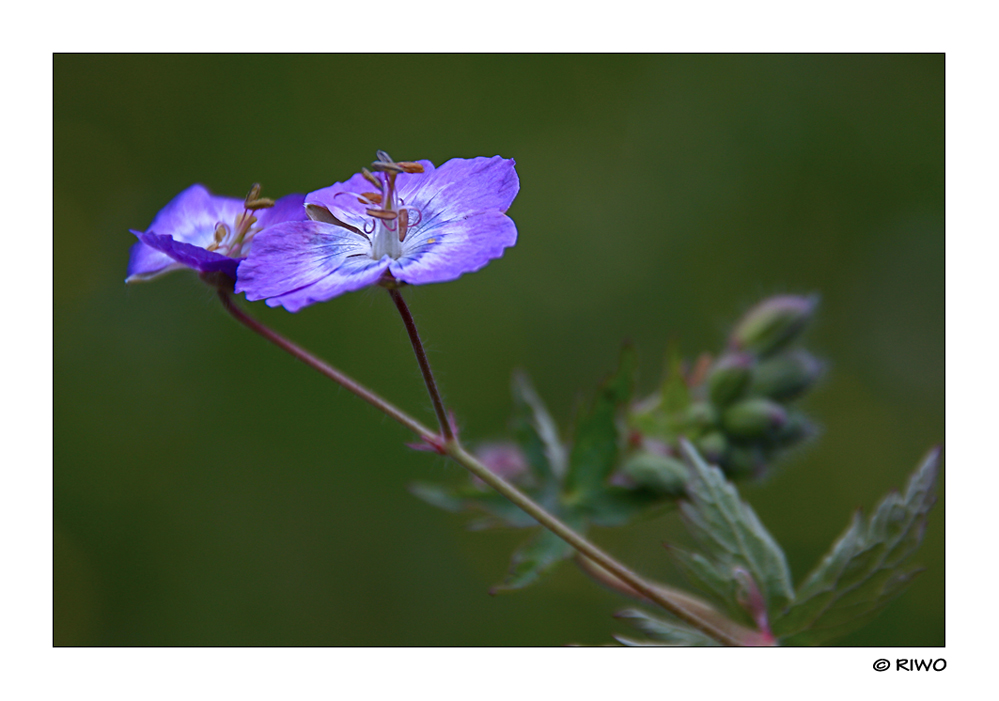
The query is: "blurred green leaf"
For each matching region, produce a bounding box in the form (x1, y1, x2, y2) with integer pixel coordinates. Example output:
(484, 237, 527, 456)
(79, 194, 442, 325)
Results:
(511, 371, 567, 485)
(661, 343, 692, 414)
(408, 483, 538, 529)
(564, 345, 636, 501)
(773, 448, 940, 644)
(408, 482, 466, 513)
(492, 523, 581, 592)
(677, 440, 795, 613)
(583, 487, 667, 527)
(670, 548, 753, 626)
(613, 608, 722, 646)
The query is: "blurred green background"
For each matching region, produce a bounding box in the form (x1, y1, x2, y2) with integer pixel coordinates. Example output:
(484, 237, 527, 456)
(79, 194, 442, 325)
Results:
(54, 55, 943, 646)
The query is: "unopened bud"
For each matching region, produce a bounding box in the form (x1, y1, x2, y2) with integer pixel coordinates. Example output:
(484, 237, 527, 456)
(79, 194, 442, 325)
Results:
(707, 352, 753, 407)
(730, 294, 818, 357)
(696, 431, 728, 464)
(722, 398, 787, 439)
(748, 349, 824, 400)
(684, 401, 719, 430)
(723, 444, 767, 479)
(471, 442, 529, 489)
(621, 451, 689, 496)
(769, 410, 817, 448)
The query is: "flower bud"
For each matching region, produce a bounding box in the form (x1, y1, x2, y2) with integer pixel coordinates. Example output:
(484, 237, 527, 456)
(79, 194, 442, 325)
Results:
(723, 444, 767, 479)
(707, 352, 753, 407)
(722, 398, 787, 439)
(684, 401, 719, 431)
(620, 451, 689, 496)
(729, 294, 818, 357)
(748, 349, 824, 401)
(769, 410, 817, 448)
(696, 431, 728, 464)
(470, 442, 529, 488)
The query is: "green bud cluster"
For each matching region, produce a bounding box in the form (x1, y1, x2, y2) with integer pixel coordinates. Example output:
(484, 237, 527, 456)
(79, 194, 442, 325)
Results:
(704, 295, 821, 477)
(627, 294, 822, 482)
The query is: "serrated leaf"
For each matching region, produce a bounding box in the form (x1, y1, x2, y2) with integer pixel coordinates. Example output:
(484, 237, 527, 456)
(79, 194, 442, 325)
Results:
(677, 440, 795, 613)
(565, 345, 636, 501)
(409, 482, 538, 528)
(614, 608, 722, 646)
(670, 549, 753, 626)
(772, 448, 940, 644)
(511, 371, 567, 484)
(492, 525, 578, 592)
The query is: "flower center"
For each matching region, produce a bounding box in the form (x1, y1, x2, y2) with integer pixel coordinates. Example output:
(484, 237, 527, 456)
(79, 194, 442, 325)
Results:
(207, 183, 274, 258)
(366, 151, 424, 260)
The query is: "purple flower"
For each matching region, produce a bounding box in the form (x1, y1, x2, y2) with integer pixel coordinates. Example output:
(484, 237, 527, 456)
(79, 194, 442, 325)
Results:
(236, 152, 519, 312)
(125, 184, 306, 283)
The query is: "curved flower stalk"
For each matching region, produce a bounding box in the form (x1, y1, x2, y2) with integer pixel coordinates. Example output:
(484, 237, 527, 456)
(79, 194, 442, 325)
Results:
(125, 183, 306, 283)
(236, 152, 519, 311)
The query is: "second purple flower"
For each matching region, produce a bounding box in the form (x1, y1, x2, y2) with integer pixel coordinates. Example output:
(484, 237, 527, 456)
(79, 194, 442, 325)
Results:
(236, 152, 520, 312)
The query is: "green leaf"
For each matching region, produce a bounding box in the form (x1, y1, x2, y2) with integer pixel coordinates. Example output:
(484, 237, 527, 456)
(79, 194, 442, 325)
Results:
(491, 525, 579, 592)
(670, 548, 753, 626)
(613, 608, 722, 646)
(773, 448, 940, 644)
(564, 345, 636, 501)
(408, 482, 467, 513)
(408, 482, 538, 529)
(583, 487, 668, 527)
(511, 371, 567, 485)
(676, 440, 795, 613)
(661, 342, 691, 414)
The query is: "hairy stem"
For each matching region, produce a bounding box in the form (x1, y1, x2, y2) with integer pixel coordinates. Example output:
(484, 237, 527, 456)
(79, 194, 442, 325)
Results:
(218, 288, 760, 646)
(387, 287, 454, 442)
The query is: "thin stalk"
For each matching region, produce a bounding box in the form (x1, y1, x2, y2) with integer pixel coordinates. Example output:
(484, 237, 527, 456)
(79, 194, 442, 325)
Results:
(445, 444, 750, 646)
(387, 287, 454, 442)
(217, 288, 759, 646)
(217, 288, 436, 443)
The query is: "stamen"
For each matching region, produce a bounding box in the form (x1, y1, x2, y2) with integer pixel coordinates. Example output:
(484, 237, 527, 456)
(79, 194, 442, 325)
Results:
(245, 197, 275, 210)
(370, 161, 405, 174)
(367, 208, 398, 221)
(332, 190, 382, 206)
(306, 204, 370, 241)
(361, 168, 382, 189)
(397, 161, 424, 174)
(398, 208, 409, 242)
(242, 184, 275, 210)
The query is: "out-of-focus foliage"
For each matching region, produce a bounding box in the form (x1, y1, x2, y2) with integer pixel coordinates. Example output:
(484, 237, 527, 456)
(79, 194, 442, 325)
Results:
(414, 294, 825, 593)
(614, 446, 940, 646)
